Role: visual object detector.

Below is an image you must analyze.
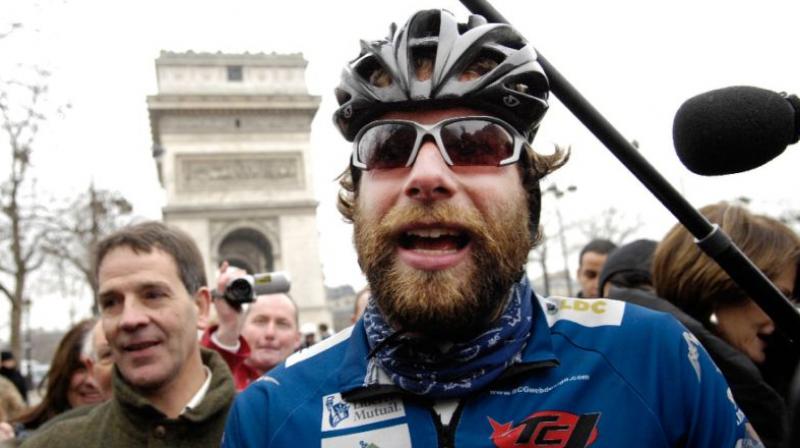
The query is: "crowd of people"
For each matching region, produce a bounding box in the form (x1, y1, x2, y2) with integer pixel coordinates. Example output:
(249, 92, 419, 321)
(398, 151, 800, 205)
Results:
(0, 8, 796, 447)
(588, 202, 800, 446)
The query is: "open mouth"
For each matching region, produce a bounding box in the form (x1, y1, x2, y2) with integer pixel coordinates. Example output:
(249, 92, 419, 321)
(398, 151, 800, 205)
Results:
(398, 227, 471, 253)
(394, 225, 474, 271)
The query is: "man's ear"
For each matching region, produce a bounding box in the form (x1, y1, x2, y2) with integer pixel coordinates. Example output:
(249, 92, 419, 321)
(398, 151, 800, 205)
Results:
(194, 287, 212, 331)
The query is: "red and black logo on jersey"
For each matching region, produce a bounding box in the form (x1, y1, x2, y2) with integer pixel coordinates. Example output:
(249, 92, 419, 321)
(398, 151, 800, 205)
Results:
(488, 411, 600, 448)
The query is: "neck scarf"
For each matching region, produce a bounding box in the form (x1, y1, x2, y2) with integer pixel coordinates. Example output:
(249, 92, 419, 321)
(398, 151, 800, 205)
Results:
(363, 276, 534, 398)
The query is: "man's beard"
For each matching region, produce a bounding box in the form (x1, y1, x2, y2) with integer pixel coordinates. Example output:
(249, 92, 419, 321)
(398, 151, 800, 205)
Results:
(354, 197, 532, 340)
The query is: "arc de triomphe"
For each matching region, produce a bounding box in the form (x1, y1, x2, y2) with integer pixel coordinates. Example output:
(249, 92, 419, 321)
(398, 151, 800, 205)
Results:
(146, 51, 330, 329)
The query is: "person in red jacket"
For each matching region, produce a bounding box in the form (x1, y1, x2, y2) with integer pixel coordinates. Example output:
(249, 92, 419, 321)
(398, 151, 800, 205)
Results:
(202, 262, 301, 391)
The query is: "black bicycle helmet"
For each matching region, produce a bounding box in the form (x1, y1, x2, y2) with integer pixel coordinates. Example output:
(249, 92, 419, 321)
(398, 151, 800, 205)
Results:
(333, 9, 549, 143)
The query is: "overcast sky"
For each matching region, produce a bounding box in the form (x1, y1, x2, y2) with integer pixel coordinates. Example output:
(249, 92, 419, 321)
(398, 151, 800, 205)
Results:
(2, 0, 799, 330)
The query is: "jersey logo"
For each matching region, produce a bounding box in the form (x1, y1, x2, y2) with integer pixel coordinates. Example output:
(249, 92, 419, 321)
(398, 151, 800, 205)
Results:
(503, 94, 521, 107)
(488, 411, 600, 448)
(542, 297, 624, 328)
(321, 393, 406, 432)
(326, 395, 351, 428)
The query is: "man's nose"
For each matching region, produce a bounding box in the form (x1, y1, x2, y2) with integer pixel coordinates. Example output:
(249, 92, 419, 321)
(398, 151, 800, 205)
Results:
(119, 299, 148, 330)
(263, 321, 277, 338)
(403, 141, 456, 202)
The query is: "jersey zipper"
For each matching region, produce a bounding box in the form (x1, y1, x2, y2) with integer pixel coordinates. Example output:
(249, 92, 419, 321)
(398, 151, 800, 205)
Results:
(430, 401, 465, 448)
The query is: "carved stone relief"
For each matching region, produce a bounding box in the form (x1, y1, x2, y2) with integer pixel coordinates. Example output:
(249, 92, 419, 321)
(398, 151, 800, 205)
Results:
(159, 110, 313, 133)
(177, 152, 304, 192)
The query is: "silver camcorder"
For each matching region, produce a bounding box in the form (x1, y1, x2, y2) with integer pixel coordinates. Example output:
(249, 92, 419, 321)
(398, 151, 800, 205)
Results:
(224, 272, 291, 305)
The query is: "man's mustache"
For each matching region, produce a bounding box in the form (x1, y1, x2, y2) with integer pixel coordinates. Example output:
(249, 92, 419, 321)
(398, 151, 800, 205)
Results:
(368, 202, 493, 246)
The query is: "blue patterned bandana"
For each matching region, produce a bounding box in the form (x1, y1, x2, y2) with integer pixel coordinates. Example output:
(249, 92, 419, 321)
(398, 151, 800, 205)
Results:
(363, 276, 534, 398)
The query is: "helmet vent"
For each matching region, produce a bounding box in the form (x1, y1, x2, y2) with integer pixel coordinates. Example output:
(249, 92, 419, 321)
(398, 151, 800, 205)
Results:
(497, 37, 525, 51)
(335, 88, 352, 106)
(505, 73, 548, 99)
(355, 56, 391, 87)
(475, 48, 506, 66)
(460, 50, 504, 81)
(409, 12, 440, 39)
(462, 14, 487, 34)
(332, 9, 550, 142)
(411, 46, 436, 81)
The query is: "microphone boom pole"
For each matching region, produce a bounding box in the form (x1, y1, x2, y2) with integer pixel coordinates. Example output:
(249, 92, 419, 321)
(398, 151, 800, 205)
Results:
(459, 0, 800, 347)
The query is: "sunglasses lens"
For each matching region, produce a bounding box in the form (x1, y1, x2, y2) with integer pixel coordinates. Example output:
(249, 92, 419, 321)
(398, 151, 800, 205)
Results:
(357, 123, 417, 169)
(441, 119, 515, 166)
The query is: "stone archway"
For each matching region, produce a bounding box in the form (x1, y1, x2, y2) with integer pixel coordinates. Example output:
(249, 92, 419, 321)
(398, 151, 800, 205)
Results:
(217, 227, 273, 273)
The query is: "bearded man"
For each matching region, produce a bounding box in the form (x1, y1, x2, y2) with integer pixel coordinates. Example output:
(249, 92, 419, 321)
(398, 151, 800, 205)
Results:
(223, 9, 761, 447)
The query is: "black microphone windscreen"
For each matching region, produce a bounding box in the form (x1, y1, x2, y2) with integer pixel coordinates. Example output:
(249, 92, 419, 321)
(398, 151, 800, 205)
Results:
(673, 86, 797, 175)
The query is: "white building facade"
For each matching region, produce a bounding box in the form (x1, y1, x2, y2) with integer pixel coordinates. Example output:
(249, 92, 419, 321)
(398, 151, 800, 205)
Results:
(146, 51, 330, 327)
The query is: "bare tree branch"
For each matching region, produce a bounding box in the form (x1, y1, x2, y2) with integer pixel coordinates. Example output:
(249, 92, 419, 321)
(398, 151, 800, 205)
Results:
(0, 281, 12, 302)
(28, 254, 46, 273)
(39, 184, 133, 310)
(578, 207, 644, 245)
(0, 263, 15, 275)
(0, 68, 53, 358)
(22, 230, 47, 265)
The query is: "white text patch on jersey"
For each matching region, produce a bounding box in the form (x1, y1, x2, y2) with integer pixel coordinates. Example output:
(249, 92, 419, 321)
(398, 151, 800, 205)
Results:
(321, 393, 406, 432)
(542, 297, 625, 328)
(321, 424, 412, 448)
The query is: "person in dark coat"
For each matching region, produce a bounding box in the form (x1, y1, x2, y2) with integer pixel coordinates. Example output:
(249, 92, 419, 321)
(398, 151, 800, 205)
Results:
(597, 238, 658, 297)
(608, 284, 786, 448)
(598, 236, 787, 445)
(20, 221, 236, 448)
(0, 352, 28, 405)
(644, 202, 800, 447)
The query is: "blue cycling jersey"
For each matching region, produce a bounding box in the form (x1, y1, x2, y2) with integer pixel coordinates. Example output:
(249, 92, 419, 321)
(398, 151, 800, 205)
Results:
(223, 292, 761, 447)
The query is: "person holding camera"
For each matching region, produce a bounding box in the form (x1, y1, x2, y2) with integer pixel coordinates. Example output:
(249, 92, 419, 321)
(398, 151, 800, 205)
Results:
(202, 262, 301, 391)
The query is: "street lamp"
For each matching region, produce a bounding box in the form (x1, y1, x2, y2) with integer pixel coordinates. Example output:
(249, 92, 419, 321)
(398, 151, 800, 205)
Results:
(544, 184, 577, 296)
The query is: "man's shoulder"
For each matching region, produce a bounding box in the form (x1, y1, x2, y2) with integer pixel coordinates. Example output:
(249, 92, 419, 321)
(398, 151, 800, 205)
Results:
(258, 325, 355, 387)
(37, 403, 98, 431)
(20, 402, 111, 448)
(539, 295, 687, 363)
(542, 295, 677, 333)
(286, 325, 355, 367)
